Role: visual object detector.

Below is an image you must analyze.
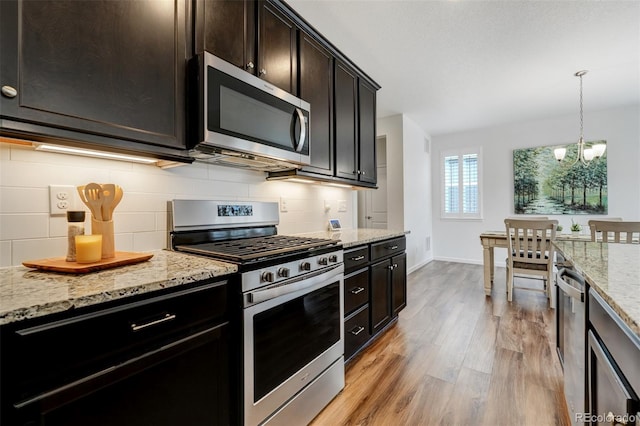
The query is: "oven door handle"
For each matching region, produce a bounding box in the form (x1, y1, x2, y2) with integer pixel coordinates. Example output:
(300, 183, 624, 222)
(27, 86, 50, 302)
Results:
(248, 264, 343, 305)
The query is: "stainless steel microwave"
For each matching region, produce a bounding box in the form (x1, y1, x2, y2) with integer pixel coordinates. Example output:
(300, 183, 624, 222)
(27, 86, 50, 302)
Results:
(188, 52, 310, 171)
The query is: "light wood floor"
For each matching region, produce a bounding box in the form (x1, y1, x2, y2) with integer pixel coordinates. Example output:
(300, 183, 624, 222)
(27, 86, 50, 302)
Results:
(311, 261, 570, 426)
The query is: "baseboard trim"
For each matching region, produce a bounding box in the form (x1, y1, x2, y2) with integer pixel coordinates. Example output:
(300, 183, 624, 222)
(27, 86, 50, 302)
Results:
(408, 257, 433, 274)
(433, 256, 484, 265)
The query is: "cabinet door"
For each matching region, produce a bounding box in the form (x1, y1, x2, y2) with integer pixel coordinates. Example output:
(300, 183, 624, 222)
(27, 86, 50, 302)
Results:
(0, 0, 186, 151)
(198, 0, 256, 73)
(299, 32, 333, 176)
(391, 253, 407, 316)
(334, 60, 358, 180)
(358, 79, 377, 184)
(11, 324, 230, 426)
(258, 0, 297, 94)
(370, 259, 391, 335)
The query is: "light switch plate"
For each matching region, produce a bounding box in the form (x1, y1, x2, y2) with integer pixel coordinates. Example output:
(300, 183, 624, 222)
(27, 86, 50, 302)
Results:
(338, 200, 347, 212)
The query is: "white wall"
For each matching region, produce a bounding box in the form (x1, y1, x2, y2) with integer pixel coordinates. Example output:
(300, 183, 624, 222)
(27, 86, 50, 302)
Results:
(377, 115, 404, 232)
(377, 114, 434, 273)
(401, 115, 433, 272)
(0, 144, 354, 266)
(431, 105, 640, 265)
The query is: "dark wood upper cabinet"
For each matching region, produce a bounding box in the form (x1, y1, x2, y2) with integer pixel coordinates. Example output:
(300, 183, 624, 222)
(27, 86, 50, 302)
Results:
(334, 60, 358, 180)
(334, 60, 378, 184)
(358, 80, 377, 184)
(298, 32, 333, 176)
(196, 0, 297, 94)
(258, 1, 298, 95)
(0, 0, 190, 160)
(198, 0, 255, 72)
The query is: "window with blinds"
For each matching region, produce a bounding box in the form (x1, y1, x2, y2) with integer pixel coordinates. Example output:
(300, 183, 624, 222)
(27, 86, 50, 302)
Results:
(441, 149, 481, 218)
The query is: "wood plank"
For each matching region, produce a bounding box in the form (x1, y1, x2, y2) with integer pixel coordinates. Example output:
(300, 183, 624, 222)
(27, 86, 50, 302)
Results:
(311, 261, 568, 426)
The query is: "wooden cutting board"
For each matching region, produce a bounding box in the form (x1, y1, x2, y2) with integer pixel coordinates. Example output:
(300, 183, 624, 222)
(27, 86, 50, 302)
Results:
(23, 252, 153, 274)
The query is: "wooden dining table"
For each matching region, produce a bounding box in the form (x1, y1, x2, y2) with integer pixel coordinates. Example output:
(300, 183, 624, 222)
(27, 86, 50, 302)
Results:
(479, 231, 590, 296)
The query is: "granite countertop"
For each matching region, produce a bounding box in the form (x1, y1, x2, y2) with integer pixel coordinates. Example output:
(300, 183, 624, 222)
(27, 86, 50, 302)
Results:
(295, 228, 409, 248)
(553, 240, 640, 338)
(0, 250, 237, 326)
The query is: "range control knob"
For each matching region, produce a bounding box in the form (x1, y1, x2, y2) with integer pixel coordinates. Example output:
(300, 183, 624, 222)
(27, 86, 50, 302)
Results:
(300, 261, 311, 271)
(261, 271, 275, 282)
(328, 255, 338, 263)
(277, 267, 290, 278)
(318, 257, 328, 265)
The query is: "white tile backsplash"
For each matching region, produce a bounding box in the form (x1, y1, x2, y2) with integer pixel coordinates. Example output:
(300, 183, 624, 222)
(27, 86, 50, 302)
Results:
(1, 143, 355, 266)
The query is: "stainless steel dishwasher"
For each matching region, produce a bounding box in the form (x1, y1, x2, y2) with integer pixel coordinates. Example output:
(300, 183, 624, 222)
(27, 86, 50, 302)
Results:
(556, 267, 586, 426)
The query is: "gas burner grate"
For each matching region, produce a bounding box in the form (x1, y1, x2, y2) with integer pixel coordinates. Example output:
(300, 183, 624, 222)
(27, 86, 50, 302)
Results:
(176, 235, 339, 263)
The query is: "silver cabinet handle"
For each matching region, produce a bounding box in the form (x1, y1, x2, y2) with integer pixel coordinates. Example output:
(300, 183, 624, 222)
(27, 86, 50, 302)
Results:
(350, 287, 365, 295)
(361, 171, 366, 175)
(350, 255, 365, 261)
(131, 313, 176, 332)
(388, 265, 394, 270)
(387, 245, 398, 250)
(350, 326, 365, 336)
(259, 68, 267, 76)
(393, 264, 398, 268)
(1, 85, 17, 98)
(246, 62, 255, 70)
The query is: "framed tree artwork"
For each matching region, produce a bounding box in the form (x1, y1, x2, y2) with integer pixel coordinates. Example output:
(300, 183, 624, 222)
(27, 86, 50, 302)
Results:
(513, 141, 607, 214)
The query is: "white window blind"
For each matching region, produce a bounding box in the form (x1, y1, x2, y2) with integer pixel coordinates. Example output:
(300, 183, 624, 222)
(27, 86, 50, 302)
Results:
(441, 149, 481, 219)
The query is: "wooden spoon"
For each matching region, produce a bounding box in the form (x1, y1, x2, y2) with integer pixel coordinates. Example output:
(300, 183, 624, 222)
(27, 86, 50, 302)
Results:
(101, 184, 116, 221)
(84, 183, 103, 221)
(112, 185, 123, 211)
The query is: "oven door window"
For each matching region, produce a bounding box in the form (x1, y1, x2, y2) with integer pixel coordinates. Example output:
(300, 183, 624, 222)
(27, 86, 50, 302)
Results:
(208, 68, 309, 156)
(253, 281, 340, 402)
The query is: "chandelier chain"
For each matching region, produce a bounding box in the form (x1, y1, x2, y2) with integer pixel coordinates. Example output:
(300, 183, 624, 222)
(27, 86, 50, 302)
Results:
(579, 73, 584, 140)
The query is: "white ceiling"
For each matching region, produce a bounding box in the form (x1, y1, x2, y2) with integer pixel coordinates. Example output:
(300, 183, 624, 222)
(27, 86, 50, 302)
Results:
(286, 0, 640, 136)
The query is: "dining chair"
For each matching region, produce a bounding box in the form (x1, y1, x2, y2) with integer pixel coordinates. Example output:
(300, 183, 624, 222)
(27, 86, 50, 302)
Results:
(588, 220, 640, 243)
(587, 217, 622, 241)
(504, 218, 558, 305)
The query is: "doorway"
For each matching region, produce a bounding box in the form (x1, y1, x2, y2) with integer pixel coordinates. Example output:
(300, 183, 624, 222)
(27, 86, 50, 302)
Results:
(358, 136, 388, 229)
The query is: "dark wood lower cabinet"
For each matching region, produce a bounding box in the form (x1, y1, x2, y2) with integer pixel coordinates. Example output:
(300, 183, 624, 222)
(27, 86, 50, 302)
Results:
(0, 280, 234, 426)
(370, 259, 393, 334)
(392, 253, 407, 316)
(343, 237, 407, 363)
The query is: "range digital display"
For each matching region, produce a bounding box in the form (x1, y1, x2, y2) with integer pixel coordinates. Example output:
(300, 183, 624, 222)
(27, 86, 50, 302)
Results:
(218, 205, 253, 217)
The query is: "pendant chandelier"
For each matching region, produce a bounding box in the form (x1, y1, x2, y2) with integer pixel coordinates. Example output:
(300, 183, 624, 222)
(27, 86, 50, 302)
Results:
(554, 70, 606, 165)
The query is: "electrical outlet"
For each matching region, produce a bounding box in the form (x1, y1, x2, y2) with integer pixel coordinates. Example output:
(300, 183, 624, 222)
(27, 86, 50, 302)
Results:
(49, 185, 75, 215)
(338, 200, 347, 212)
(280, 197, 288, 212)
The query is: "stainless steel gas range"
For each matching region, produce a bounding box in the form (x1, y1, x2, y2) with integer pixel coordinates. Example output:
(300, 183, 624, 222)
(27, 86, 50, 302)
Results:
(169, 200, 345, 426)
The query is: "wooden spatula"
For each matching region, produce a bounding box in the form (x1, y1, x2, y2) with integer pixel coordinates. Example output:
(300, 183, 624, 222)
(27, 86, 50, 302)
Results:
(84, 183, 103, 221)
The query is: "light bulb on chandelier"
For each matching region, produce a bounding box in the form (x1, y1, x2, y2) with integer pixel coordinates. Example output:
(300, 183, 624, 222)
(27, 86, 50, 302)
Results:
(553, 70, 606, 165)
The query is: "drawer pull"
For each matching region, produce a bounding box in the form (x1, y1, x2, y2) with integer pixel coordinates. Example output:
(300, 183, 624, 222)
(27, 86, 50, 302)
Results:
(131, 313, 176, 332)
(350, 255, 365, 261)
(349, 326, 365, 336)
(387, 245, 398, 250)
(350, 287, 365, 295)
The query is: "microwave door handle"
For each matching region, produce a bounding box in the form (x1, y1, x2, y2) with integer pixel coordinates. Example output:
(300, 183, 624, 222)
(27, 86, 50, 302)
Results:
(294, 108, 306, 152)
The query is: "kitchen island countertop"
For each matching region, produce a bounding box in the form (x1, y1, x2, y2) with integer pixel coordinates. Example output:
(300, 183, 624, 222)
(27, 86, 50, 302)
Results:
(553, 240, 640, 338)
(295, 228, 409, 248)
(0, 250, 237, 326)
